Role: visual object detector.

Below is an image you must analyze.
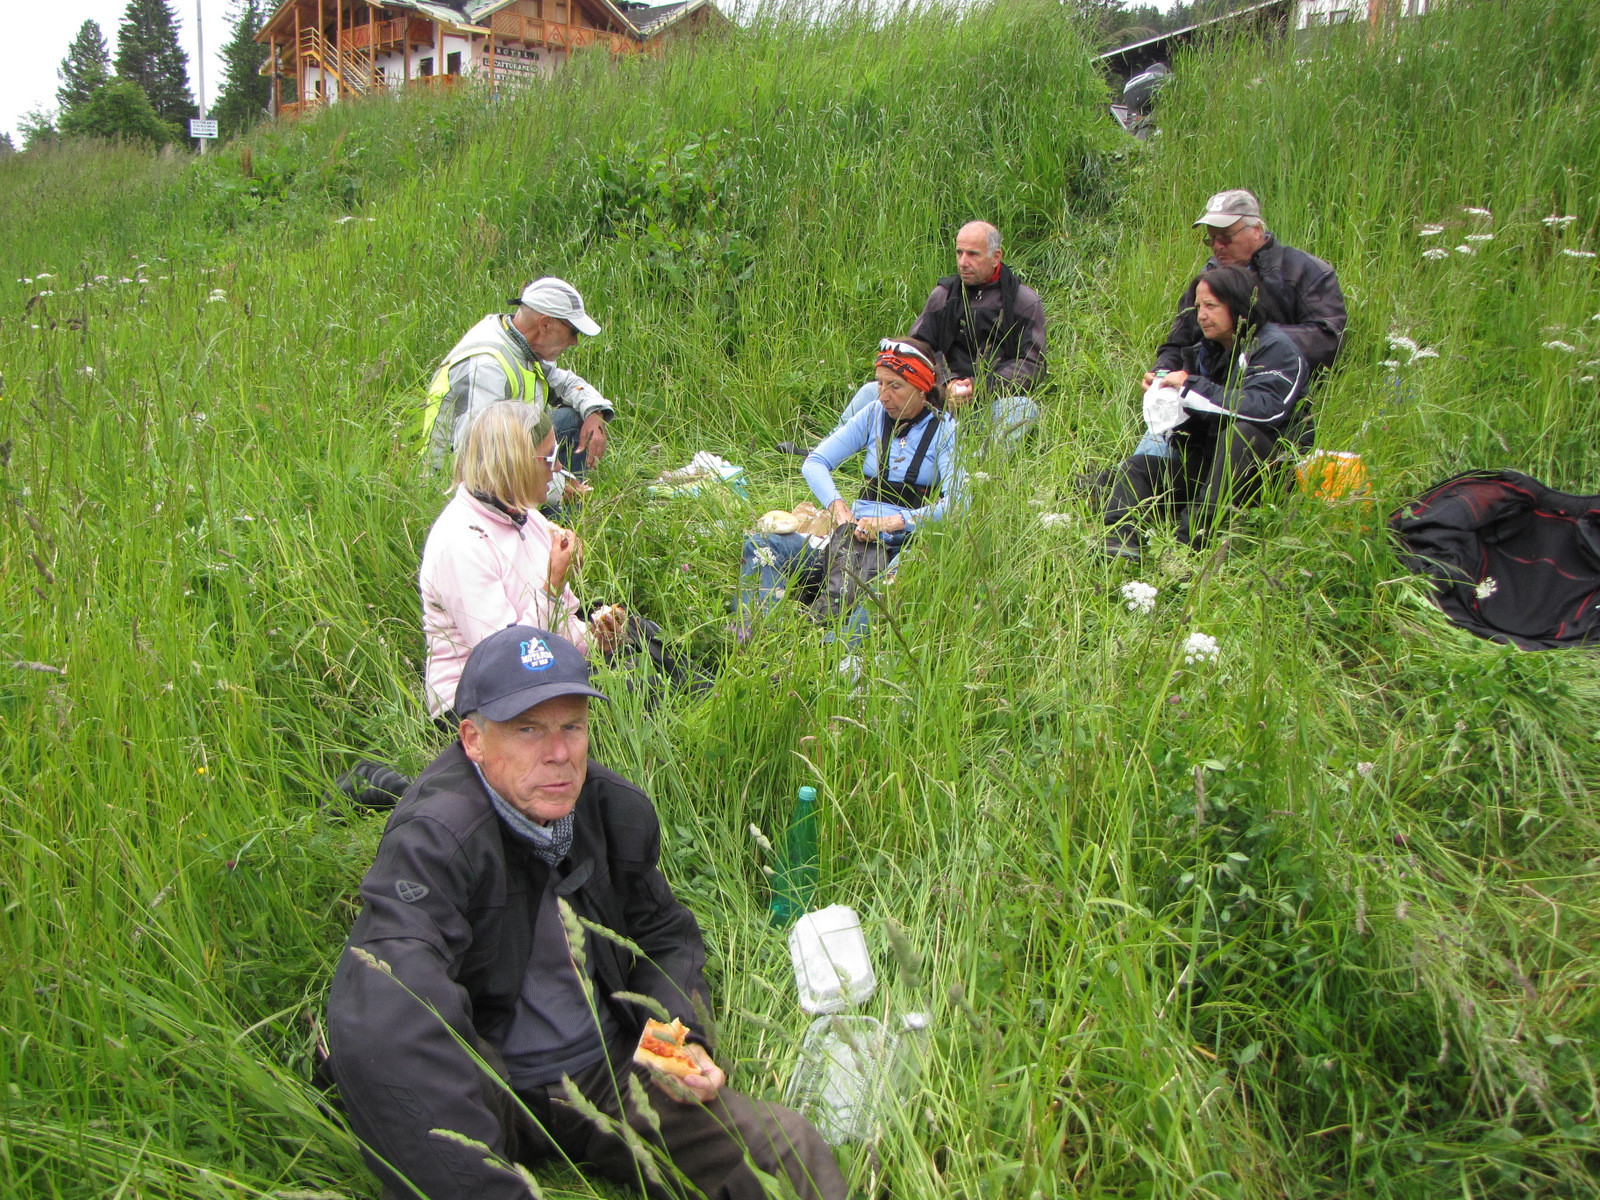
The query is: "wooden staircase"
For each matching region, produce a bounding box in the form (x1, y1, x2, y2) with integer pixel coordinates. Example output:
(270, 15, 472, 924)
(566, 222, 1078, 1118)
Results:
(298, 27, 380, 98)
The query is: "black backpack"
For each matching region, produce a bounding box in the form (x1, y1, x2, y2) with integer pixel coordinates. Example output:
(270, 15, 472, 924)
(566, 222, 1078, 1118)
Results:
(1389, 469, 1600, 649)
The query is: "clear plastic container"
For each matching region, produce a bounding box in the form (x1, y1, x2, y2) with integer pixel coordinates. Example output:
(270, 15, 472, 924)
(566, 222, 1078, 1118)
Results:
(788, 905, 876, 1014)
(784, 1015, 893, 1145)
(784, 1012, 933, 1146)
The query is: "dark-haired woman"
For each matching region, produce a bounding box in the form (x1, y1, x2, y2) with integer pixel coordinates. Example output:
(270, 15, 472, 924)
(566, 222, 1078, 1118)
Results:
(739, 341, 962, 638)
(1103, 264, 1307, 558)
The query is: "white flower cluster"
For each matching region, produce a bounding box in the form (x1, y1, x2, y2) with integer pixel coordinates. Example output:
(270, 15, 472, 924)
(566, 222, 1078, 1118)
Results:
(207, 289, 228, 303)
(1419, 224, 1444, 236)
(1474, 576, 1499, 599)
(1544, 340, 1577, 353)
(1543, 214, 1577, 228)
(1562, 249, 1597, 259)
(1120, 580, 1157, 614)
(1182, 632, 1219, 665)
(1387, 334, 1440, 367)
(1422, 247, 1450, 261)
(1038, 512, 1072, 528)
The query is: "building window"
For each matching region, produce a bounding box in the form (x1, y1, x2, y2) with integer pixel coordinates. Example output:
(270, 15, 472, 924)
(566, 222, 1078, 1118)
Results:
(447, 50, 462, 74)
(419, 56, 434, 76)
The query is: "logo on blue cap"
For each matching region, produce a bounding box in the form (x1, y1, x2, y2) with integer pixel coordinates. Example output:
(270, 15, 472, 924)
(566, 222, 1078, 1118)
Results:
(519, 637, 555, 672)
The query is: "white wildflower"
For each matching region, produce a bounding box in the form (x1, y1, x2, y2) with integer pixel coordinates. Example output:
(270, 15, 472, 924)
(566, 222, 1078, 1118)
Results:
(1380, 359, 1403, 368)
(79, 366, 96, 377)
(1418, 224, 1444, 236)
(1581, 376, 1596, 383)
(1182, 632, 1219, 665)
(1562, 249, 1597, 259)
(969, 471, 991, 482)
(1038, 512, 1072, 527)
(1543, 215, 1577, 228)
(1463, 206, 1492, 217)
(1411, 348, 1440, 360)
(1356, 761, 1376, 778)
(17, 277, 32, 283)
(1455, 244, 1476, 255)
(751, 545, 778, 569)
(118, 277, 133, 284)
(1121, 580, 1158, 614)
(191, 412, 208, 425)
(206, 289, 227, 303)
(93, 275, 108, 282)
(29, 324, 40, 330)
(35, 273, 53, 280)
(1388, 335, 1419, 354)
(335, 215, 356, 224)
(1464, 233, 1493, 243)
(748, 824, 775, 853)
(1544, 341, 1578, 352)
(37, 289, 53, 296)
(1474, 577, 1499, 599)
(1422, 248, 1450, 260)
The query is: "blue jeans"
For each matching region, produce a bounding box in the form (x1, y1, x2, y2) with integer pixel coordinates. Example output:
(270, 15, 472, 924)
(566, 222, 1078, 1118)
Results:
(550, 403, 589, 475)
(840, 381, 1038, 450)
(738, 532, 884, 644)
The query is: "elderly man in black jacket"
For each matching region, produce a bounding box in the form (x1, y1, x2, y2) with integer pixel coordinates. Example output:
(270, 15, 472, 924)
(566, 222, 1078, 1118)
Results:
(326, 626, 846, 1200)
(1143, 190, 1345, 445)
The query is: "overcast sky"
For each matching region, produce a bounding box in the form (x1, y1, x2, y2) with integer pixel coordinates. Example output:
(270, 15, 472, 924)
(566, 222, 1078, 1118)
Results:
(5, 0, 233, 145)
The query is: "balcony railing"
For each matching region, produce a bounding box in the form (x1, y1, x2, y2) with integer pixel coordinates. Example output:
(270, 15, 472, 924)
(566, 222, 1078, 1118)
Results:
(345, 17, 433, 50)
(489, 12, 635, 54)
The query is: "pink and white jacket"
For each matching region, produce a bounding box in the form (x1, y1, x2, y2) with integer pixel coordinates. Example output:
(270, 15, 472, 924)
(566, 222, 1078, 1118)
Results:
(420, 485, 589, 717)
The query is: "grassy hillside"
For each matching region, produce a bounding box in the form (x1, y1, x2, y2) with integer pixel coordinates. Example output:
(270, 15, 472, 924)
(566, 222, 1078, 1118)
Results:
(3, 2, 1599, 1198)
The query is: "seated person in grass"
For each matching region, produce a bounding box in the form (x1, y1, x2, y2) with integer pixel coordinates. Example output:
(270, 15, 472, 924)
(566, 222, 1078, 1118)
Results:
(830, 221, 1046, 452)
(1144, 190, 1345, 449)
(741, 340, 961, 639)
(422, 278, 613, 493)
(1103, 264, 1308, 560)
(325, 627, 848, 1200)
(421, 401, 628, 722)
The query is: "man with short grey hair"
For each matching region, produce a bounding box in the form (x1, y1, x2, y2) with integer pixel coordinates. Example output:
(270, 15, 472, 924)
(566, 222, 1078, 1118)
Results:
(424, 277, 615, 482)
(1144, 190, 1346, 399)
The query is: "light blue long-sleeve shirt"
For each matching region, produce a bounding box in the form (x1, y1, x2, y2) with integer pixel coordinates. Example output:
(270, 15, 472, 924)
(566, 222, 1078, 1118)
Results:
(802, 404, 963, 534)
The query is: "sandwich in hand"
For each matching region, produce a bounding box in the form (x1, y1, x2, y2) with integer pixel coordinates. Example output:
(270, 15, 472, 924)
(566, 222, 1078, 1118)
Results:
(633, 1018, 700, 1079)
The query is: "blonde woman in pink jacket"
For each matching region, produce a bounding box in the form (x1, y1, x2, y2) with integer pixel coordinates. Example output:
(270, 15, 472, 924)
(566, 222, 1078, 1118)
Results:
(420, 401, 627, 720)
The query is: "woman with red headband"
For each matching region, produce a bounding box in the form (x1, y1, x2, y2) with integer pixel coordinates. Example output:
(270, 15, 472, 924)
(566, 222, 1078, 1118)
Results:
(738, 340, 962, 638)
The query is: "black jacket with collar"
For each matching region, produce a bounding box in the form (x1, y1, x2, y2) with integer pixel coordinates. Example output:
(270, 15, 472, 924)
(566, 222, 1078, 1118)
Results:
(1154, 235, 1347, 376)
(325, 743, 709, 1200)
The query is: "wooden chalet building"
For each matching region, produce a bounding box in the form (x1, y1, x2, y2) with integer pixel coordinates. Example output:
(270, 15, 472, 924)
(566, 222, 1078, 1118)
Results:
(255, 0, 721, 118)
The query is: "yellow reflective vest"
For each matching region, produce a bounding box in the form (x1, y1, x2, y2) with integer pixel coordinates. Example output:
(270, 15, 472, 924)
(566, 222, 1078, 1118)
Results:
(420, 314, 548, 466)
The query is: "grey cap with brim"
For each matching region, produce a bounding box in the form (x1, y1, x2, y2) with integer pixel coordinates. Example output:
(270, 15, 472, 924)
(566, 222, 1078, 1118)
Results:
(1193, 188, 1262, 228)
(456, 625, 609, 722)
(509, 276, 602, 337)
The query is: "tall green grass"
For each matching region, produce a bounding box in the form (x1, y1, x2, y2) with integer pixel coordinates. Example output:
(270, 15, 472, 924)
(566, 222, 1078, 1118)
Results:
(4, 2, 1600, 1198)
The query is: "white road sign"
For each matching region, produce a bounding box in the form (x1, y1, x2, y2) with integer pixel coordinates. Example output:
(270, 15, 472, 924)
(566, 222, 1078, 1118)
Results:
(189, 119, 219, 139)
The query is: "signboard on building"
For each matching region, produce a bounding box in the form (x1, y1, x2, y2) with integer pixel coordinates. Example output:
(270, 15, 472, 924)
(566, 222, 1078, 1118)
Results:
(486, 46, 549, 87)
(189, 119, 219, 139)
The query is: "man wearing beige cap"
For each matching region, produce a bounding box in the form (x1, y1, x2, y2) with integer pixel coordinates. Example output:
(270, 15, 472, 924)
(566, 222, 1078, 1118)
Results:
(424, 277, 614, 482)
(1144, 190, 1346, 442)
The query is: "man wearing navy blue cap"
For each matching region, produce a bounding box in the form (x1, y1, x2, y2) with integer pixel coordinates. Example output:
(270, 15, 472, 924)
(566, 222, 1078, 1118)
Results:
(325, 627, 845, 1200)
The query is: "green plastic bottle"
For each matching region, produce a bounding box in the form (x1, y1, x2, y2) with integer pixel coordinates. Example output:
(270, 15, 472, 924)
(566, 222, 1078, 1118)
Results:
(769, 785, 819, 925)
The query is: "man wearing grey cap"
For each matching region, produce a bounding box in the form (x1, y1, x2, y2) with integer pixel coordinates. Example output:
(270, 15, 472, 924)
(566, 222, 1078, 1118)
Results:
(423, 277, 615, 484)
(1145, 190, 1346, 439)
(325, 626, 847, 1200)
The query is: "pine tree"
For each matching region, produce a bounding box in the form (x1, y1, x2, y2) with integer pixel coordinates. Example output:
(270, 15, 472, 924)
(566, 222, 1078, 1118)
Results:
(0, 133, 16, 157)
(211, 0, 271, 138)
(57, 20, 112, 115)
(115, 0, 195, 127)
